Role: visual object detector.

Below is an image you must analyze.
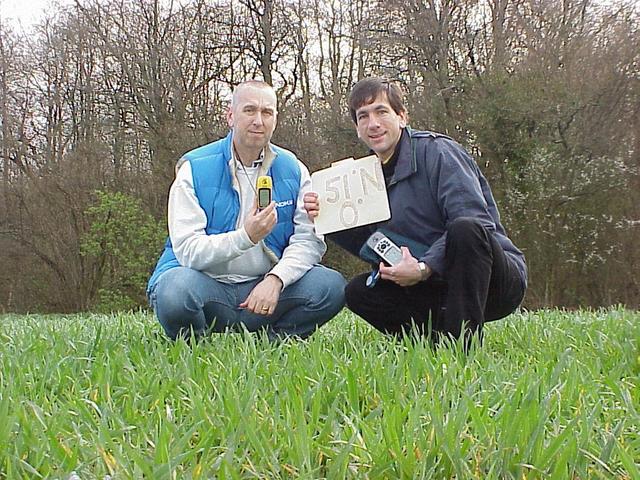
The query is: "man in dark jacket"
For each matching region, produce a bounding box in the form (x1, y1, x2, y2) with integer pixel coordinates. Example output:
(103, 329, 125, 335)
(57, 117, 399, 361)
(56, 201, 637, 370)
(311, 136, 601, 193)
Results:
(304, 77, 527, 347)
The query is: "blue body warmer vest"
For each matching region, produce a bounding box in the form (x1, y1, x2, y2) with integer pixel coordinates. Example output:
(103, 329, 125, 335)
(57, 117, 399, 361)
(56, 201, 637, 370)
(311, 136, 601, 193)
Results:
(147, 133, 301, 294)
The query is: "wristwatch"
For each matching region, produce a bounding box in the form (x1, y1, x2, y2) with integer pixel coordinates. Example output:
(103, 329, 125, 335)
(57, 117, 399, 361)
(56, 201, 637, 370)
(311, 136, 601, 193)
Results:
(418, 262, 428, 281)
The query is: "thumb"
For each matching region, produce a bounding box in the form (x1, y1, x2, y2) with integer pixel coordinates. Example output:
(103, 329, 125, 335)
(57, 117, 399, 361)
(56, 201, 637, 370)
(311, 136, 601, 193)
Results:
(401, 246, 413, 260)
(249, 196, 259, 214)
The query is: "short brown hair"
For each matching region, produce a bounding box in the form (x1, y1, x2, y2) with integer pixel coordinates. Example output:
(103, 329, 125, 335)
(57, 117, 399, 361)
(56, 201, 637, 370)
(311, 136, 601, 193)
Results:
(348, 77, 406, 123)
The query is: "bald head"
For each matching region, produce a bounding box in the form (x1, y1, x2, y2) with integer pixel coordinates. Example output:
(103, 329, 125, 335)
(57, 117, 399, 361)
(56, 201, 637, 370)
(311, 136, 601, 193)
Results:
(231, 80, 277, 110)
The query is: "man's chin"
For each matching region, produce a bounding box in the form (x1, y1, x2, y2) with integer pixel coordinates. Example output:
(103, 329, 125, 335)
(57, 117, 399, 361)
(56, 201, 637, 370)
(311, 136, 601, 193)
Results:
(248, 138, 270, 149)
(367, 137, 387, 150)
(369, 144, 388, 156)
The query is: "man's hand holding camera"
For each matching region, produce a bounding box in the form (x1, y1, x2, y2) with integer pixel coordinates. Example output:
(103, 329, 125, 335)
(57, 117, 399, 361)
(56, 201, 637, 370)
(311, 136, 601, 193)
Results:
(244, 199, 277, 244)
(379, 247, 431, 287)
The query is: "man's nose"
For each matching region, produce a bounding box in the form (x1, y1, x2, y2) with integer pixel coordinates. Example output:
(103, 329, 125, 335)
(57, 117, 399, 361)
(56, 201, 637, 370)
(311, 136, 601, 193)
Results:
(252, 113, 264, 125)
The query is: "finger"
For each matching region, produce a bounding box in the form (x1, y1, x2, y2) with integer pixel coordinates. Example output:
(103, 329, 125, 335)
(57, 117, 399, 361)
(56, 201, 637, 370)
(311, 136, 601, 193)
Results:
(305, 206, 319, 218)
(239, 293, 255, 310)
(380, 271, 399, 284)
(379, 265, 393, 280)
(401, 246, 412, 259)
(256, 202, 276, 217)
(379, 261, 391, 273)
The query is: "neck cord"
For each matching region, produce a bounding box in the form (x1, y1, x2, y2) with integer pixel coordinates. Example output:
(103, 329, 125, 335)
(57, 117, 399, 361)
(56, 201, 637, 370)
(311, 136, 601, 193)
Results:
(234, 146, 259, 196)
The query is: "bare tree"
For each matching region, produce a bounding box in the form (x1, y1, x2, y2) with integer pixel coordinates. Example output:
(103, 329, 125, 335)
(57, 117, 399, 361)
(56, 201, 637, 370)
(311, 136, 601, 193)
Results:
(1, 0, 638, 311)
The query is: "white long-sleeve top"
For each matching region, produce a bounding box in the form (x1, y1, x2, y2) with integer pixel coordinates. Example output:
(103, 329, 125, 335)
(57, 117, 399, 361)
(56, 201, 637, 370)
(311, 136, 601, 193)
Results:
(167, 149, 326, 288)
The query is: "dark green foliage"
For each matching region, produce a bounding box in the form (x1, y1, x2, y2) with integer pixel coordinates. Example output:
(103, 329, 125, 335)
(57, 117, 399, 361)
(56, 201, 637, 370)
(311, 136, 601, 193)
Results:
(460, 62, 638, 306)
(80, 191, 166, 312)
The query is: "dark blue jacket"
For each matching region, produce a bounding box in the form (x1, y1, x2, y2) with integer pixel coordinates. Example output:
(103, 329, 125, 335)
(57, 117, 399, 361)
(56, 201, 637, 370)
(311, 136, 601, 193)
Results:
(330, 127, 527, 288)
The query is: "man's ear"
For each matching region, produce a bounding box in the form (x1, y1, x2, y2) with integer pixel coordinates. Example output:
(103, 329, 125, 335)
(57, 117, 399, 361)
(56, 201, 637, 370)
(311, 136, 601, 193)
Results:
(226, 108, 233, 128)
(399, 111, 408, 128)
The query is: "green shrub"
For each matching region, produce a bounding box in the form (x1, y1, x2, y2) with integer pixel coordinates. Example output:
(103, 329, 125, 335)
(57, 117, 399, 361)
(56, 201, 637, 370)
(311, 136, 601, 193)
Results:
(80, 190, 165, 312)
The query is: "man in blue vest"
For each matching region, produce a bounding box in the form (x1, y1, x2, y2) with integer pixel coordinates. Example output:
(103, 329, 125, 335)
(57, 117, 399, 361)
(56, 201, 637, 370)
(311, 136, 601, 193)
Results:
(304, 77, 527, 349)
(148, 80, 346, 341)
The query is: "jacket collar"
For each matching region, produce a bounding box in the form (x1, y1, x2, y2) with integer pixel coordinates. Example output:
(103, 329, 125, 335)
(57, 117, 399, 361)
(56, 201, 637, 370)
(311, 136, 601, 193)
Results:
(224, 130, 276, 191)
(387, 127, 416, 186)
(223, 130, 276, 169)
(173, 131, 277, 177)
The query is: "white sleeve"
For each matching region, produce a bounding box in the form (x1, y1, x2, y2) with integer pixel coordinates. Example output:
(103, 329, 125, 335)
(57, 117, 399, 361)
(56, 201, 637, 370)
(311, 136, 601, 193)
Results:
(269, 162, 327, 288)
(169, 161, 255, 270)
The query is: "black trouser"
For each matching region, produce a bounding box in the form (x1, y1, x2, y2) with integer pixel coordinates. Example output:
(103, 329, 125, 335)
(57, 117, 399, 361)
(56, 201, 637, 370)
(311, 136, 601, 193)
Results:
(345, 217, 525, 346)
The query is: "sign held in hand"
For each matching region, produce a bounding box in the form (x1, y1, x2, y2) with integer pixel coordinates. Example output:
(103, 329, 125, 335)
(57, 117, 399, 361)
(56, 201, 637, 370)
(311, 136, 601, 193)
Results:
(311, 155, 390, 234)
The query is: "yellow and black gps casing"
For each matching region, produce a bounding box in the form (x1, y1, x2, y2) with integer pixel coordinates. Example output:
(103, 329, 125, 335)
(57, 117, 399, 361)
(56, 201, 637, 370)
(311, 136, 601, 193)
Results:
(256, 175, 272, 210)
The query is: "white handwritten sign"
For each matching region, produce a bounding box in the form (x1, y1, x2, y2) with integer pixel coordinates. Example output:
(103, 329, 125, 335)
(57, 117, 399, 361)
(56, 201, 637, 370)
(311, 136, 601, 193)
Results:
(311, 155, 390, 234)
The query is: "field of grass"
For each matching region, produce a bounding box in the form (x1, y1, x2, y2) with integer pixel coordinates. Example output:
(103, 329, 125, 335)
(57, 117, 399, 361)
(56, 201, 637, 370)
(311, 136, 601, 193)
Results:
(0, 308, 638, 479)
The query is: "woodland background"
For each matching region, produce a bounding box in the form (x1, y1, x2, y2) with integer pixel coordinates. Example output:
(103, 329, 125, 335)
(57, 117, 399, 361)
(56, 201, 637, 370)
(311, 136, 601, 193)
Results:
(0, 0, 638, 313)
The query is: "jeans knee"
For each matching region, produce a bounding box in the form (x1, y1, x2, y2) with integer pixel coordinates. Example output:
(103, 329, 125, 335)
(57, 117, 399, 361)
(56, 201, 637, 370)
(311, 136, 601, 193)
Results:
(154, 268, 201, 317)
(311, 269, 346, 314)
(293, 267, 346, 319)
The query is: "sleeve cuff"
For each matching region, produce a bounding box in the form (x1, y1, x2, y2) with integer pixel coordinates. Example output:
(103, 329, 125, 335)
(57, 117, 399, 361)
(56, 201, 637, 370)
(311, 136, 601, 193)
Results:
(421, 256, 443, 276)
(267, 268, 289, 290)
(238, 226, 257, 249)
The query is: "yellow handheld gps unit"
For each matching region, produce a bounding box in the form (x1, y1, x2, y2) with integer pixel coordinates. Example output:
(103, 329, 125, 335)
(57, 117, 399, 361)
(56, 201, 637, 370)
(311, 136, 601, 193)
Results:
(256, 175, 272, 210)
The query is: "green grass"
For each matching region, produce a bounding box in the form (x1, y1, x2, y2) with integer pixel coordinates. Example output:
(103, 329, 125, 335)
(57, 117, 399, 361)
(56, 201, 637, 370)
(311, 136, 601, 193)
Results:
(0, 309, 638, 479)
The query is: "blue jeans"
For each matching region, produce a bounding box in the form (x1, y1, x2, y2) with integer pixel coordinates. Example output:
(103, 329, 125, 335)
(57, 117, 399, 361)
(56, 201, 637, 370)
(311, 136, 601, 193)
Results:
(149, 265, 346, 340)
